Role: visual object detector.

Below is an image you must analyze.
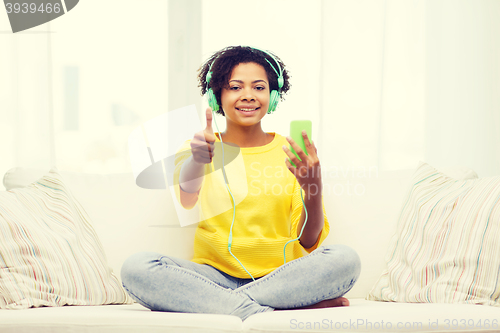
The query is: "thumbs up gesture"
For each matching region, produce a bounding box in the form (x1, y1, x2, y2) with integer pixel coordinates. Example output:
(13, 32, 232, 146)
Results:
(191, 107, 217, 165)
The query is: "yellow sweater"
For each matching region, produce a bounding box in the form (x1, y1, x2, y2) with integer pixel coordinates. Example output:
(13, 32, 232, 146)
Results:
(173, 132, 329, 278)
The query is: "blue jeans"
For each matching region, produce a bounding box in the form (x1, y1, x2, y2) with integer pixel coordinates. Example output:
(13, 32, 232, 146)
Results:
(121, 244, 361, 321)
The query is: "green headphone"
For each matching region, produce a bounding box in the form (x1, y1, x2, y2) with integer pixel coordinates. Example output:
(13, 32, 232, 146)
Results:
(205, 46, 284, 114)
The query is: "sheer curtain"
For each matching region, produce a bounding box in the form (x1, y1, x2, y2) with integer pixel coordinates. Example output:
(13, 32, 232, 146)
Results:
(320, 0, 426, 173)
(424, 0, 500, 177)
(201, 0, 500, 177)
(1, 21, 55, 177)
(1, 0, 169, 178)
(317, 0, 499, 177)
(1, 0, 499, 184)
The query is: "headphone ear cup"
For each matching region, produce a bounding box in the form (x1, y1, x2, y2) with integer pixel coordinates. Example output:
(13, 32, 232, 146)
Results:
(207, 88, 219, 112)
(268, 90, 279, 113)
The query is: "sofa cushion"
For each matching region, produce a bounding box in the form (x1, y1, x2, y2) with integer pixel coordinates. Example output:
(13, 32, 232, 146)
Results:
(0, 303, 242, 333)
(0, 168, 132, 309)
(367, 162, 500, 305)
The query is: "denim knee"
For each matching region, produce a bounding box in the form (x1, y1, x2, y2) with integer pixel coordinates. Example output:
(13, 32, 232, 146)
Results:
(121, 251, 161, 287)
(320, 244, 361, 283)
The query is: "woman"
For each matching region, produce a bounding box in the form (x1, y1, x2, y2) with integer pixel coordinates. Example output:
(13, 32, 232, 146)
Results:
(121, 46, 361, 320)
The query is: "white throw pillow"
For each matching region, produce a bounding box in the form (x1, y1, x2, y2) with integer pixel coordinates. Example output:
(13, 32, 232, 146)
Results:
(367, 162, 500, 305)
(0, 168, 133, 309)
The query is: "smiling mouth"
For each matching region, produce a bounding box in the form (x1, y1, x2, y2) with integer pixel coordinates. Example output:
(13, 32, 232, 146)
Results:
(236, 107, 260, 112)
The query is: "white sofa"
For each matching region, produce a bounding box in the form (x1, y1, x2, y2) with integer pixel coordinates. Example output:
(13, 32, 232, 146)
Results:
(1, 165, 500, 333)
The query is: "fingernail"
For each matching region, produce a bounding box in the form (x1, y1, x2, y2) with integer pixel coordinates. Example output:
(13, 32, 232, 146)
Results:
(282, 145, 287, 150)
(342, 301, 348, 306)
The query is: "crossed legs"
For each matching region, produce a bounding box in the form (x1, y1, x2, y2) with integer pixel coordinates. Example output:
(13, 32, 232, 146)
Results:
(121, 244, 361, 320)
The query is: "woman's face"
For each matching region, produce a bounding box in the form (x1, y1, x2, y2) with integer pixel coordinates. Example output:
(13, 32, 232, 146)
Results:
(220, 62, 270, 128)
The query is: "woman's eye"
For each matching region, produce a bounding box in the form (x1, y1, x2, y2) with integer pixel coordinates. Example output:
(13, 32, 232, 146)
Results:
(256, 86, 265, 91)
(230, 86, 240, 90)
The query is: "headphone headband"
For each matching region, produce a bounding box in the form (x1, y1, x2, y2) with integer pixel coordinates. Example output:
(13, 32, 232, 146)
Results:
(250, 47, 284, 89)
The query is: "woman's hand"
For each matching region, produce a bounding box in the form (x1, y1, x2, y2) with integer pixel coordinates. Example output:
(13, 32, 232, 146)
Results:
(191, 107, 217, 165)
(283, 131, 322, 198)
(179, 108, 215, 194)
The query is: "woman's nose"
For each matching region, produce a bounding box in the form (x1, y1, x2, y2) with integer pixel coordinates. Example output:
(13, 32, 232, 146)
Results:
(240, 88, 255, 101)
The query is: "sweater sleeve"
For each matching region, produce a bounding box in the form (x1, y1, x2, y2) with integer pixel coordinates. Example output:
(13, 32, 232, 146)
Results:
(173, 139, 203, 210)
(290, 179, 330, 253)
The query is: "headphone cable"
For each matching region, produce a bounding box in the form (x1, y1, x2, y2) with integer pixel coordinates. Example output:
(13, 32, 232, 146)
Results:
(212, 114, 256, 281)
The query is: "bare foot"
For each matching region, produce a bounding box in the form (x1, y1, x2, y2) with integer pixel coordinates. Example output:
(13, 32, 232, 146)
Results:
(277, 297, 350, 310)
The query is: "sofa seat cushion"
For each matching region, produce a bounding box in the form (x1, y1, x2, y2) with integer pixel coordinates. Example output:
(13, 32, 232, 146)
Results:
(243, 299, 500, 332)
(1, 299, 498, 333)
(0, 303, 242, 333)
